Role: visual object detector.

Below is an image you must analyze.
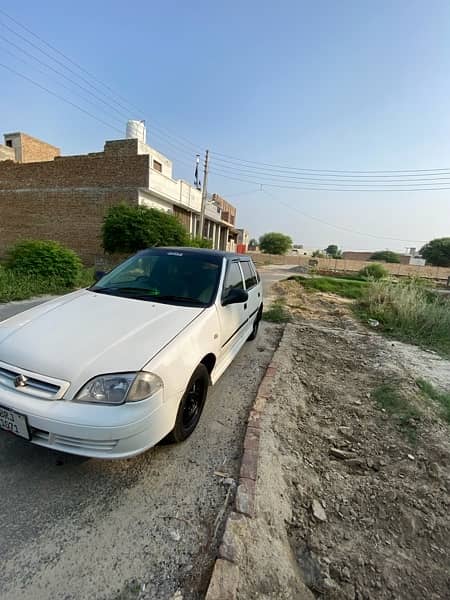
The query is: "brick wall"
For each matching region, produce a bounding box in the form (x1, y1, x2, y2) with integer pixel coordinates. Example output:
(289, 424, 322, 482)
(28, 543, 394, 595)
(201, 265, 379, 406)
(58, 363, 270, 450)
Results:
(0, 189, 138, 264)
(0, 139, 151, 263)
(19, 133, 60, 163)
(0, 144, 15, 161)
(343, 250, 410, 265)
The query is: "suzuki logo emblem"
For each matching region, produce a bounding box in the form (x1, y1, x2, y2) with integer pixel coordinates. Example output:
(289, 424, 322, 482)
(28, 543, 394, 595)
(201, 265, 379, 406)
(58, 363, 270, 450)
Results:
(14, 374, 28, 388)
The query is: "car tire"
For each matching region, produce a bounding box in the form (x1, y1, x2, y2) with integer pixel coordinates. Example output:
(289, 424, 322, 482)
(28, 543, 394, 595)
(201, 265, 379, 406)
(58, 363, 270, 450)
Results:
(247, 307, 262, 341)
(166, 364, 209, 443)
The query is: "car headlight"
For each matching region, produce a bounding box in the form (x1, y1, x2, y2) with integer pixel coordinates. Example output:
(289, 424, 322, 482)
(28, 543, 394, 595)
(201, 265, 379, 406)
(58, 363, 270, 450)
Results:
(74, 372, 163, 405)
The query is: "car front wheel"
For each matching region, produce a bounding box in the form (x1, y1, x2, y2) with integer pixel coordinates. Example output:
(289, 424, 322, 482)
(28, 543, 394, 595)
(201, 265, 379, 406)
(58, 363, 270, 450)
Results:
(167, 364, 209, 443)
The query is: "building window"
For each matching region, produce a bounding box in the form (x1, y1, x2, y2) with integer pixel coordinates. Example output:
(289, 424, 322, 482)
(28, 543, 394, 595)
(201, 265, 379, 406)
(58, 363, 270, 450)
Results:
(5, 140, 12, 147)
(153, 160, 162, 172)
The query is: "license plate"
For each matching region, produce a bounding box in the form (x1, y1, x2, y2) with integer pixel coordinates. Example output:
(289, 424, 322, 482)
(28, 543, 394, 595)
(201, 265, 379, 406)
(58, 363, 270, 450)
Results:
(0, 405, 30, 440)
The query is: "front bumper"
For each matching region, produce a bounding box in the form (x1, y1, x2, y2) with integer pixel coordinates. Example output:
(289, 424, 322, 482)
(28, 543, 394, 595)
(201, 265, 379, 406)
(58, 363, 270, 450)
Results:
(0, 385, 175, 459)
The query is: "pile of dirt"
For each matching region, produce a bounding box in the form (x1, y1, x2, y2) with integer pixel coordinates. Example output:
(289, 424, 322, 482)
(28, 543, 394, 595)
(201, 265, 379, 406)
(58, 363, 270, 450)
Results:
(237, 285, 450, 599)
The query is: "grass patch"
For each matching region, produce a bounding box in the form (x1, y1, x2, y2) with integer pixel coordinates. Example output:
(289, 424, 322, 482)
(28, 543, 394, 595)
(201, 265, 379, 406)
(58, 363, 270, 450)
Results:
(289, 275, 368, 299)
(263, 299, 290, 323)
(372, 382, 420, 442)
(357, 278, 450, 357)
(0, 267, 94, 303)
(416, 378, 450, 424)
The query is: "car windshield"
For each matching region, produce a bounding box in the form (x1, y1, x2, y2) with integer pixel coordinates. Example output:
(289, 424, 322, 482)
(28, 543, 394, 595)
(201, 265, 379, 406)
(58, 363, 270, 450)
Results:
(90, 250, 222, 307)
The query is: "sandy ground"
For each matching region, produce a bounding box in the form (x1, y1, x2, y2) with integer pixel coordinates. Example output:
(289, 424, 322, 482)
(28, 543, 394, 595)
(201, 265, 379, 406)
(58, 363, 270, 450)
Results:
(236, 282, 450, 599)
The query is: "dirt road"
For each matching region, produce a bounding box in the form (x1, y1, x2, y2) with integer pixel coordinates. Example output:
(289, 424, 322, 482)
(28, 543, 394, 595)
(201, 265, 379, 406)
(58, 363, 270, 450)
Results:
(236, 280, 450, 599)
(0, 272, 285, 600)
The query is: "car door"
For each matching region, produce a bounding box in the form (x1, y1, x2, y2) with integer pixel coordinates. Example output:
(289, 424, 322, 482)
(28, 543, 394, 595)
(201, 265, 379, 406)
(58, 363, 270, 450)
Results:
(216, 259, 247, 374)
(240, 259, 261, 324)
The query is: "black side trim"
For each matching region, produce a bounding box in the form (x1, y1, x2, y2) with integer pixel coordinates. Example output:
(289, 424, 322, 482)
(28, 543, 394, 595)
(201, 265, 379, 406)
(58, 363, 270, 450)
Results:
(221, 318, 249, 348)
(221, 305, 261, 349)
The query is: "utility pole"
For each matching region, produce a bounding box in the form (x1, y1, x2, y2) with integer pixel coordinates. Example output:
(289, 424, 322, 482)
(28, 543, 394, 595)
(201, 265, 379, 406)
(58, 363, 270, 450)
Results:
(199, 149, 209, 238)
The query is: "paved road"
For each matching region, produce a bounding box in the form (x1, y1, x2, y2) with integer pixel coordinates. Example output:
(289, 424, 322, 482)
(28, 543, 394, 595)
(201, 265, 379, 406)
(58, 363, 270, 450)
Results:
(0, 270, 287, 600)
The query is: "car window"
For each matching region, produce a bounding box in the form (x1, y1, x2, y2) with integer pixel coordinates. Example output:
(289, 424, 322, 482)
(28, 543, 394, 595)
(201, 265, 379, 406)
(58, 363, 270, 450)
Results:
(91, 251, 221, 306)
(240, 261, 258, 289)
(252, 262, 260, 283)
(222, 261, 244, 297)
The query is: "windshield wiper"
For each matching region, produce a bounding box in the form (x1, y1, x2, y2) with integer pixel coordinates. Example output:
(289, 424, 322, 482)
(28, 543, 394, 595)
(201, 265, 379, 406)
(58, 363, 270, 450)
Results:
(149, 295, 205, 306)
(90, 288, 204, 305)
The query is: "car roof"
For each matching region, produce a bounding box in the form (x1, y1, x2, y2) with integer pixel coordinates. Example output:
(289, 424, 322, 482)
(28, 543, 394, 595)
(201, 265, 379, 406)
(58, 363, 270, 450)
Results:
(140, 247, 253, 261)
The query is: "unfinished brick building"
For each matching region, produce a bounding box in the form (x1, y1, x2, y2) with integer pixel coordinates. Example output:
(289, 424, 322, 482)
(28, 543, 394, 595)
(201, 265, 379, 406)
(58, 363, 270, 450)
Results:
(0, 132, 239, 263)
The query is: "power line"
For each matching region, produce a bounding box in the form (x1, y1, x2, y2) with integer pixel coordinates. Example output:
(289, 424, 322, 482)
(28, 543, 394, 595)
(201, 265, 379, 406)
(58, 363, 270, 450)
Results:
(208, 163, 450, 185)
(0, 8, 202, 154)
(260, 189, 427, 243)
(210, 154, 450, 180)
(208, 169, 450, 192)
(0, 62, 123, 135)
(210, 150, 450, 175)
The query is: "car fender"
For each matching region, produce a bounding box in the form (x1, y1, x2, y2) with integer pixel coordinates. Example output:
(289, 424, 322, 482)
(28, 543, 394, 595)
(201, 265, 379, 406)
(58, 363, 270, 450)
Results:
(141, 305, 221, 424)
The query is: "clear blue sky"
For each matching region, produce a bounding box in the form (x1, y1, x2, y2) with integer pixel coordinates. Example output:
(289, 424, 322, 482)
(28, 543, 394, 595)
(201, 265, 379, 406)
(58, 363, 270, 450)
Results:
(1, 0, 450, 252)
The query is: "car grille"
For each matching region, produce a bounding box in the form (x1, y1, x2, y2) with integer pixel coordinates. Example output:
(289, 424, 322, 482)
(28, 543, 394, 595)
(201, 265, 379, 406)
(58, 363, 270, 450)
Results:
(0, 363, 68, 399)
(31, 428, 119, 452)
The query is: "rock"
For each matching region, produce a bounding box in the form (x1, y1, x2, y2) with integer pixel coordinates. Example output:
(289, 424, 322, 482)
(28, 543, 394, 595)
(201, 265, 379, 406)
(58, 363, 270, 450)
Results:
(338, 426, 352, 436)
(169, 529, 181, 542)
(341, 566, 351, 581)
(222, 477, 236, 487)
(312, 499, 327, 522)
(329, 447, 353, 460)
(368, 319, 380, 328)
(407, 454, 415, 461)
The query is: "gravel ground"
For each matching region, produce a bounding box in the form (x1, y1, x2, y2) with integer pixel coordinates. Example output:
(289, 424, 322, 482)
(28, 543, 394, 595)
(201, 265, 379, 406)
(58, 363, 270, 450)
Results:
(236, 282, 450, 599)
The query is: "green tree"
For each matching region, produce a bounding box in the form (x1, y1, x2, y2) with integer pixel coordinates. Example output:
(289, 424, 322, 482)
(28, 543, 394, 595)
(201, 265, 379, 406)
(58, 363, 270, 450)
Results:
(259, 232, 292, 255)
(420, 237, 450, 267)
(324, 244, 342, 258)
(102, 204, 189, 254)
(370, 250, 401, 264)
(249, 238, 258, 248)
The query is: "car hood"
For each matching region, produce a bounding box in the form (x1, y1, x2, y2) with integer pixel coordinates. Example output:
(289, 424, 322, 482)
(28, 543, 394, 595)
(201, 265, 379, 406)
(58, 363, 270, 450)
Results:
(0, 290, 203, 394)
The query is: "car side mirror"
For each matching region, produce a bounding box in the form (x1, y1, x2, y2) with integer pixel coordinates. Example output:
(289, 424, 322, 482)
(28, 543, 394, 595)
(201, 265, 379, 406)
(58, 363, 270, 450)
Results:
(222, 288, 248, 306)
(94, 270, 107, 282)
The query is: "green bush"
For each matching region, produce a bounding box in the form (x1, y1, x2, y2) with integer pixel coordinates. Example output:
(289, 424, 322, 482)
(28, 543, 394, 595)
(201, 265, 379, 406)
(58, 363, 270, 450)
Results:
(189, 236, 213, 249)
(6, 240, 82, 287)
(358, 263, 389, 280)
(102, 204, 190, 254)
(370, 250, 401, 263)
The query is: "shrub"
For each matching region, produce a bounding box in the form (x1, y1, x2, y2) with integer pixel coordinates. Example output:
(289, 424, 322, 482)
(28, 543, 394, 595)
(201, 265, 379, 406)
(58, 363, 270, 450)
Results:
(357, 279, 450, 356)
(189, 236, 213, 249)
(259, 232, 292, 255)
(6, 240, 82, 287)
(358, 263, 388, 280)
(102, 204, 189, 254)
(370, 250, 401, 263)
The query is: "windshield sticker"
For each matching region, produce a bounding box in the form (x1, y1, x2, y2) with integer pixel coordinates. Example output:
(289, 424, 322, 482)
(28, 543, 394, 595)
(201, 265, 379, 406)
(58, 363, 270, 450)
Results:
(167, 252, 183, 256)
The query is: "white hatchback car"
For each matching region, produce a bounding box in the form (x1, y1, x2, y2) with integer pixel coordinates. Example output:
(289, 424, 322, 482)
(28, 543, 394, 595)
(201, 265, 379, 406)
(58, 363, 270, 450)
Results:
(0, 248, 263, 459)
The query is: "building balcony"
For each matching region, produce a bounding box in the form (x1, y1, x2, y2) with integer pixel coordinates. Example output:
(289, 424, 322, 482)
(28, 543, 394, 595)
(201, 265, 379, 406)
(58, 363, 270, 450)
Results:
(148, 169, 202, 213)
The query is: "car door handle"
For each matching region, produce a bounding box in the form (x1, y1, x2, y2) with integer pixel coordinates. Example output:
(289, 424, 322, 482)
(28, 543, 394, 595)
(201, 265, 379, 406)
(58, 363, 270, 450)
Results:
(244, 303, 247, 310)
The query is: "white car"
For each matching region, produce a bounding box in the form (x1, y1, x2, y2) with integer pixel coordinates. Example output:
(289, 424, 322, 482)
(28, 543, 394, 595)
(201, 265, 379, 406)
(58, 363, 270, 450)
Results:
(0, 248, 263, 459)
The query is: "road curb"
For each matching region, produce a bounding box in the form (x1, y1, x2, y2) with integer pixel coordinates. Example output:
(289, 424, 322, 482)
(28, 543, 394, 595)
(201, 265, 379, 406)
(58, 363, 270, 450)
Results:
(205, 336, 282, 600)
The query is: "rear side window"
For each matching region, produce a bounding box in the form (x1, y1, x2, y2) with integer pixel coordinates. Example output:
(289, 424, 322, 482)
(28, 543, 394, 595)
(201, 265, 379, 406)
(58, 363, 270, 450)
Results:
(241, 261, 258, 289)
(223, 261, 244, 296)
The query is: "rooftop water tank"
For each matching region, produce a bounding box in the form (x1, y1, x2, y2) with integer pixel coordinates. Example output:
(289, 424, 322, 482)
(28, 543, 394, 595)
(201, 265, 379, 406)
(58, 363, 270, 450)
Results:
(126, 120, 146, 144)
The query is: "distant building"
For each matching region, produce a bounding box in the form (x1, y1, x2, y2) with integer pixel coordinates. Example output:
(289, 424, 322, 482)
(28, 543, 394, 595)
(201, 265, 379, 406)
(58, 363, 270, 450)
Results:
(0, 130, 238, 263)
(1, 131, 60, 163)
